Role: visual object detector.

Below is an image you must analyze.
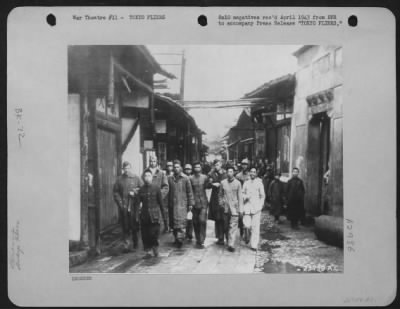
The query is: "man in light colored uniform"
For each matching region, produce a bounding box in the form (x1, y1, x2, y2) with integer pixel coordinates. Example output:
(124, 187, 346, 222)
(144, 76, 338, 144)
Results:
(242, 167, 265, 251)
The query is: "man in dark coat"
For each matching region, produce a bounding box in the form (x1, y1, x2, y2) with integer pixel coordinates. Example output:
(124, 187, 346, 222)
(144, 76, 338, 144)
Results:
(113, 161, 143, 251)
(190, 162, 209, 248)
(167, 160, 195, 248)
(138, 170, 168, 258)
(286, 167, 305, 229)
(268, 171, 285, 223)
(183, 163, 194, 241)
(235, 158, 250, 239)
(262, 165, 274, 209)
(144, 155, 169, 233)
(207, 159, 227, 245)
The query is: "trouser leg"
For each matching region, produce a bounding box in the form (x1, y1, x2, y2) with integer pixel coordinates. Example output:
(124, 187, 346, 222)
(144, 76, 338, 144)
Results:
(141, 222, 151, 251)
(239, 215, 244, 238)
(223, 213, 231, 244)
(228, 215, 238, 248)
(132, 226, 139, 248)
(186, 219, 193, 240)
(216, 220, 225, 242)
(149, 223, 160, 248)
(168, 204, 174, 230)
(250, 212, 261, 249)
(174, 228, 185, 244)
(119, 207, 130, 240)
(192, 209, 200, 243)
(199, 208, 207, 245)
(162, 197, 169, 230)
(243, 214, 251, 243)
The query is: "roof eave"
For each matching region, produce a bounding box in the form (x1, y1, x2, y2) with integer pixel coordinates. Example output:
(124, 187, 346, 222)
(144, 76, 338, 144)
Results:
(243, 73, 295, 99)
(292, 45, 314, 58)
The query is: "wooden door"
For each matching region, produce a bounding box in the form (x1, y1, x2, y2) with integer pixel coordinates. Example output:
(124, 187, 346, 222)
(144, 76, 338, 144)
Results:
(319, 115, 331, 214)
(97, 128, 119, 230)
(306, 117, 322, 216)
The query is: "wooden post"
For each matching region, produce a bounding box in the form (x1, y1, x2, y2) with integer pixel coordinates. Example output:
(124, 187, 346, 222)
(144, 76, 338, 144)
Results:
(79, 52, 90, 250)
(79, 90, 89, 249)
(180, 50, 186, 102)
(108, 54, 114, 106)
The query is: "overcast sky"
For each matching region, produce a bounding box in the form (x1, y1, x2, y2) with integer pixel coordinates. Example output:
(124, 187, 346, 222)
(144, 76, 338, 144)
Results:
(147, 45, 301, 144)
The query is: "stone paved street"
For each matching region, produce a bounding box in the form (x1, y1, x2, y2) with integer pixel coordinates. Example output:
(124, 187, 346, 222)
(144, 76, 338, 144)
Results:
(70, 210, 343, 274)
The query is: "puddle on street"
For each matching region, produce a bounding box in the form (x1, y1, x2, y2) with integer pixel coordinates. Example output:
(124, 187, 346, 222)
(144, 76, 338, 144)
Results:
(260, 231, 289, 241)
(262, 261, 301, 273)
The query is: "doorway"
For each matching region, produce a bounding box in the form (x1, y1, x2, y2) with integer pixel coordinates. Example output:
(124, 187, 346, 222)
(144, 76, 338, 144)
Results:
(307, 112, 331, 216)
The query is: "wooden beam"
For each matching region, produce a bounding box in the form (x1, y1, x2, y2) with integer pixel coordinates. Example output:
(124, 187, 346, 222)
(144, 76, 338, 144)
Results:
(113, 60, 153, 94)
(182, 98, 271, 109)
(121, 118, 140, 153)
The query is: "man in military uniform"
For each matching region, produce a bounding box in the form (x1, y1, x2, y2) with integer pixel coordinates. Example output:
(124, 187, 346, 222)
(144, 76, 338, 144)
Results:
(113, 161, 143, 251)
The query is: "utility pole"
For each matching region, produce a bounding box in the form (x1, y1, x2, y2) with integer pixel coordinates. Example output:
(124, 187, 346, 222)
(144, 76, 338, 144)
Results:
(180, 50, 186, 103)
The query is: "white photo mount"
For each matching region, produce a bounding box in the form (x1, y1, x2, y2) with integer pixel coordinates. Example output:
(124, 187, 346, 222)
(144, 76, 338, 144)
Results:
(7, 6, 396, 307)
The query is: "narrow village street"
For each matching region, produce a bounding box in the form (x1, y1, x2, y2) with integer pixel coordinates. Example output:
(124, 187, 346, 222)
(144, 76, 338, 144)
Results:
(68, 45, 345, 276)
(70, 209, 343, 274)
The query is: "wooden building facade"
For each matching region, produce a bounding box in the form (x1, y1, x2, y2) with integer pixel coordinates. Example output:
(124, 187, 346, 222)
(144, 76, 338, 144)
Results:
(290, 45, 343, 218)
(68, 45, 175, 251)
(243, 74, 295, 177)
(225, 109, 255, 164)
(151, 94, 204, 168)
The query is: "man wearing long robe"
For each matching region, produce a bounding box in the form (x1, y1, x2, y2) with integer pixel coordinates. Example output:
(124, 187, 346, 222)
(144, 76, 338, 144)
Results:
(286, 167, 306, 229)
(268, 171, 285, 223)
(207, 159, 227, 245)
(190, 162, 209, 248)
(167, 160, 195, 248)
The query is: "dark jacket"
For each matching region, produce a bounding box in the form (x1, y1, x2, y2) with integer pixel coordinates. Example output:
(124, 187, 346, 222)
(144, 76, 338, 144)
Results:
(138, 183, 166, 224)
(268, 179, 285, 216)
(207, 168, 227, 221)
(143, 167, 169, 200)
(113, 172, 143, 210)
(190, 173, 209, 209)
(113, 172, 143, 223)
(286, 177, 305, 220)
(168, 173, 195, 229)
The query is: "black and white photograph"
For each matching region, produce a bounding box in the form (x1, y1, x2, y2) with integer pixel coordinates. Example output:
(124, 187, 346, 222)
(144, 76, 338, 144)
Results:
(68, 44, 344, 274)
(8, 6, 396, 306)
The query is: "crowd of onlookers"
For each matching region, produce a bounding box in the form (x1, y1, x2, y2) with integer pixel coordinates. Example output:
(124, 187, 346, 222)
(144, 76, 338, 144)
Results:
(112, 156, 305, 259)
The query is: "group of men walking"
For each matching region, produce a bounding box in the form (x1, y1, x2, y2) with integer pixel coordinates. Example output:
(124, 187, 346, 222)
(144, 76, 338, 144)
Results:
(113, 156, 306, 259)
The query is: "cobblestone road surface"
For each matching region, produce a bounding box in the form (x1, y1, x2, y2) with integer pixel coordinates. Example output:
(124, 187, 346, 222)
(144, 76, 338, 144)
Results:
(70, 211, 343, 274)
